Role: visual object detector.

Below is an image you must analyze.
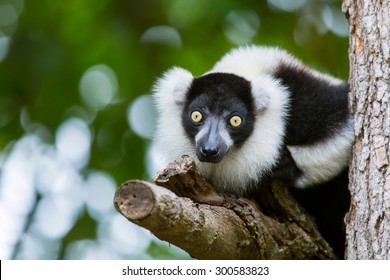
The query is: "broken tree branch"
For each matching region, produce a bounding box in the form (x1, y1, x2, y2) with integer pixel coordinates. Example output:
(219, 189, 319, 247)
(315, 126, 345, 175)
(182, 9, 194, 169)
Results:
(114, 156, 335, 259)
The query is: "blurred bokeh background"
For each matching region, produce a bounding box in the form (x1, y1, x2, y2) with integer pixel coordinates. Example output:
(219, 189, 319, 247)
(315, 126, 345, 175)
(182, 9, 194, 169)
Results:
(0, 0, 349, 259)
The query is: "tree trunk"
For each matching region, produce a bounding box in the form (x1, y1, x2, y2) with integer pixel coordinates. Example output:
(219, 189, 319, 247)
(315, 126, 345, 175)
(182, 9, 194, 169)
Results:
(342, 0, 390, 259)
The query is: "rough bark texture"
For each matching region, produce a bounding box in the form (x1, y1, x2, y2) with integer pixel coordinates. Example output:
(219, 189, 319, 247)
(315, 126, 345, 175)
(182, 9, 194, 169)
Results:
(114, 156, 335, 259)
(342, 0, 390, 259)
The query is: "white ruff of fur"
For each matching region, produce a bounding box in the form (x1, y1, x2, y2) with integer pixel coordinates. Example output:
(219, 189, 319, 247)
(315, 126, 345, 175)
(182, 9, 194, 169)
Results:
(211, 45, 344, 86)
(210, 46, 288, 80)
(152, 67, 195, 168)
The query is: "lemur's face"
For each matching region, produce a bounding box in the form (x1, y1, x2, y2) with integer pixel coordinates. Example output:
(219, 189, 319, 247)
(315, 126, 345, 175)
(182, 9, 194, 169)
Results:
(181, 73, 256, 163)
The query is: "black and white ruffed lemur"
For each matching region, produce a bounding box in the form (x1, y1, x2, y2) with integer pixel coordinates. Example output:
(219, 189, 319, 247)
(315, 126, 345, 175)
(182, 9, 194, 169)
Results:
(152, 46, 353, 258)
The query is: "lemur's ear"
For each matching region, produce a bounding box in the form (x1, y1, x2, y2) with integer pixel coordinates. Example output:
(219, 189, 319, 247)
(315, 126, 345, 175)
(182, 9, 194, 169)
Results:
(153, 67, 193, 106)
(250, 76, 273, 113)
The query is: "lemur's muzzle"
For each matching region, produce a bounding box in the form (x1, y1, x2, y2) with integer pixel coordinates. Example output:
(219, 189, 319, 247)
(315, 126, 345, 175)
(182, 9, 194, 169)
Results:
(195, 120, 230, 163)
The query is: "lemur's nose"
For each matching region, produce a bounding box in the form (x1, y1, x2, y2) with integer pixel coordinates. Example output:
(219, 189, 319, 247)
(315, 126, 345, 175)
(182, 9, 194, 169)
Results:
(200, 146, 220, 158)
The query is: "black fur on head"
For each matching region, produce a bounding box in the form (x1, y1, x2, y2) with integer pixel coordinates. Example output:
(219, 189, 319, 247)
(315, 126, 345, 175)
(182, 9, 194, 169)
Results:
(181, 73, 256, 147)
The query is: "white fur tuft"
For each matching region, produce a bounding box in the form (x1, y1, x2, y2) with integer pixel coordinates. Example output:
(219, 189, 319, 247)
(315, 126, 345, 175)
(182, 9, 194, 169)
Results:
(152, 67, 195, 170)
(210, 45, 291, 79)
(153, 67, 193, 107)
(210, 45, 344, 86)
(250, 76, 281, 112)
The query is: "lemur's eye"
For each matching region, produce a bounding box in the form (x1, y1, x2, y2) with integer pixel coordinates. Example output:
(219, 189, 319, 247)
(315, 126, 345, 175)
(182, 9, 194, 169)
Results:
(191, 111, 203, 123)
(230, 116, 242, 127)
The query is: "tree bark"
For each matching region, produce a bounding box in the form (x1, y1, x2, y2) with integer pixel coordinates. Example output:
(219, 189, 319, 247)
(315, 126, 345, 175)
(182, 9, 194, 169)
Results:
(114, 156, 335, 259)
(342, 0, 390, 259)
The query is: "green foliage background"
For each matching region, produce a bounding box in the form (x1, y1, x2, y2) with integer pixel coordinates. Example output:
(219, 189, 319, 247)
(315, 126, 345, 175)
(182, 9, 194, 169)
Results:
(0, 0, 348, 259)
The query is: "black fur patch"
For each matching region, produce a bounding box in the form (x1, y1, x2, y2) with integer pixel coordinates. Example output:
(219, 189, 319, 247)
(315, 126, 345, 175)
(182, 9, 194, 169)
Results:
(290, 170, 350, 258)
(182, 73, 256, 146)
(274, 64, 350, 145)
